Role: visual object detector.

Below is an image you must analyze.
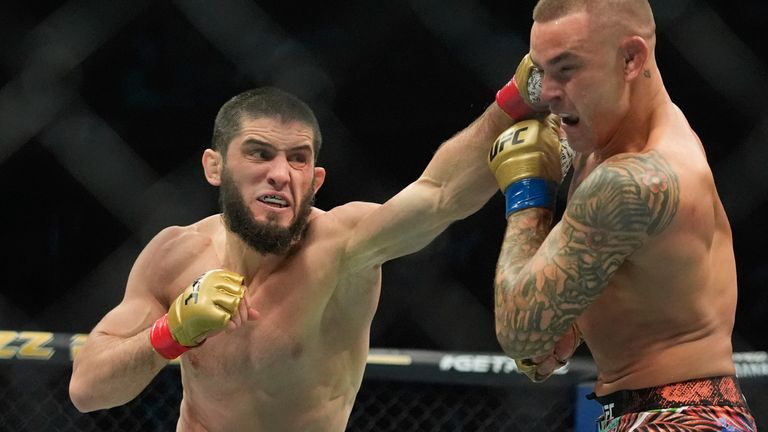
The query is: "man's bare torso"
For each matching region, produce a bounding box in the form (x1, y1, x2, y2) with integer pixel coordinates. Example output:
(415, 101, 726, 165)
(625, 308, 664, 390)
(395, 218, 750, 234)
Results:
(567, 107, 737, 396)
(157, 212, 381, 431)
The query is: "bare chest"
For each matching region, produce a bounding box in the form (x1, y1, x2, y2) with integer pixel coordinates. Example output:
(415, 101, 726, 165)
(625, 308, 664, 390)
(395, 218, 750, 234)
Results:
(178, 264, 377, 400)
(183, 269, 334, 378)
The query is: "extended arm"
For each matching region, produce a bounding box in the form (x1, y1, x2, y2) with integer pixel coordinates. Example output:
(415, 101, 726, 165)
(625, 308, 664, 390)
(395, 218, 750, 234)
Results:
(343, 56, 548, 271)
(341, 102, 513, 271)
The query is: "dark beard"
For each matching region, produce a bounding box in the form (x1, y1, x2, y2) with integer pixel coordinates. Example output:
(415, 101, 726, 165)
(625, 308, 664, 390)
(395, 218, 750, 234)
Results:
(219, 169, 314, 255)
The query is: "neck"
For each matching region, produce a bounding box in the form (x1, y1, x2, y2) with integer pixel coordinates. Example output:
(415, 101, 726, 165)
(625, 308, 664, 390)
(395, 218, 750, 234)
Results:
(595, 64, 669, 161)
(220, 220, 284, 283)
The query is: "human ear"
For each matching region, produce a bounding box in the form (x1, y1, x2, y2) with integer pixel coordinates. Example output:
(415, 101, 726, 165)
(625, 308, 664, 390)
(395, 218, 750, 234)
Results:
(203, 149, 223, 186)
(622, 36, 649, 81)
(312, 167, 326, 193)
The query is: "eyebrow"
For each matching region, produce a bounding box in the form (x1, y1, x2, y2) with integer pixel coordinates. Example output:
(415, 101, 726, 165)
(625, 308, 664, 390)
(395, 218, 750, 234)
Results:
(241, 138, 313, 153)
(536, 51, 578, 69)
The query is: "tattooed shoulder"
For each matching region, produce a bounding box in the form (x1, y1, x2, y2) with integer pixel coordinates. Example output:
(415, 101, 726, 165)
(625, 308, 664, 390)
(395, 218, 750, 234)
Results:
(567, 151, 680, 236)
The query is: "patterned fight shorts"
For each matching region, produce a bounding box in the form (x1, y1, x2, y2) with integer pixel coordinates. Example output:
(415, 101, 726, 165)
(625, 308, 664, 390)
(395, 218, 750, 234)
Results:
(588, 375, 757, 431)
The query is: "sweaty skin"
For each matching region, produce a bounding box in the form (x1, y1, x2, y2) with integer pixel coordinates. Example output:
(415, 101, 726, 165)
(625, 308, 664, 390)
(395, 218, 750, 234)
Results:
(157, 213, 379, 431)
(493, 6, 737, 397)
(565, 114, 735, 396)
(70, 104, 514, 431)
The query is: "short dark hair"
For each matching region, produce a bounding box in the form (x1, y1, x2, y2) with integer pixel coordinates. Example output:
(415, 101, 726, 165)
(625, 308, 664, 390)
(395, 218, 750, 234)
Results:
(211, 87, 322, 161)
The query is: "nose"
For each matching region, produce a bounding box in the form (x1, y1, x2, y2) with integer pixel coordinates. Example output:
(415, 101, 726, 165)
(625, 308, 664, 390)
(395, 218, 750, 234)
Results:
(538, 73, 561, 107)
(267, 154, 291, 189)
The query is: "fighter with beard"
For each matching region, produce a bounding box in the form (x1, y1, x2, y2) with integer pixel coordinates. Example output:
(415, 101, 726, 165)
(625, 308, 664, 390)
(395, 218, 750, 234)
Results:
(218, 161, 314, 255)
(69, 86, 527, 431)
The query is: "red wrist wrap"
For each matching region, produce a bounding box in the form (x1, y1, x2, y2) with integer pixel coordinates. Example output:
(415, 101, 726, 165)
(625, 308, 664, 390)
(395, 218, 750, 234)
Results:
(496, 79, 534, 121)
(150, 314, 190, 360)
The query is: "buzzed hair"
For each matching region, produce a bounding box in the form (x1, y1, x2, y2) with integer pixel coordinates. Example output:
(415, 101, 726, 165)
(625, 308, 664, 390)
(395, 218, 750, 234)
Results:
(533, 0, 586, 21)
(533, 0, 655, 41)
(212, 87, 322, 161)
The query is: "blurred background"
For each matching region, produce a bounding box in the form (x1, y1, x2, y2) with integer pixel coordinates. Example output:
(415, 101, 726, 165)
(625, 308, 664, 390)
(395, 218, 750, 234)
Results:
(2, 0, 767, 356)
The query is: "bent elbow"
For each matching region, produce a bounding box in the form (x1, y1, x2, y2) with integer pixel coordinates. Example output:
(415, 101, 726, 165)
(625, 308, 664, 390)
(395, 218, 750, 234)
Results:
(495, 327, 522, 359)
(495, 320, 542, 359)
(69, 380, 93, 413)
(69, 377, 106, 413)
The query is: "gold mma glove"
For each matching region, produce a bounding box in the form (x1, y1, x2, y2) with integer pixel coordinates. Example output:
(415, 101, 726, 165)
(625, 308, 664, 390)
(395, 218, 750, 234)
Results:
(488, 115, 573, 217)
(150, 269, 245, 359)
(495, 54, 545, 120)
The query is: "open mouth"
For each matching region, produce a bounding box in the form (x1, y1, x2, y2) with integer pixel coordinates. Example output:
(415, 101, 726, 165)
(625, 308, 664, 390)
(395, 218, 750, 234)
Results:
(257, 195, 289, 208)
(560, 114, 580, 127)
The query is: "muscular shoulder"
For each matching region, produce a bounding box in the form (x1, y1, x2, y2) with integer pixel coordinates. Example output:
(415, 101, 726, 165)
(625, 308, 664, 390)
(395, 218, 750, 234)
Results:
(568, 151, 680, 237)
(314, 201, 381, 233)
(307, 201, 386, 274)
(130, 216, 221, 300)
(149, 217, 218, 261)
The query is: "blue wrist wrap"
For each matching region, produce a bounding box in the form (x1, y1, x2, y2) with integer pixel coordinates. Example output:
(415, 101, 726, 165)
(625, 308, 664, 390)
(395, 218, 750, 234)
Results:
(504, 178, 556, 217)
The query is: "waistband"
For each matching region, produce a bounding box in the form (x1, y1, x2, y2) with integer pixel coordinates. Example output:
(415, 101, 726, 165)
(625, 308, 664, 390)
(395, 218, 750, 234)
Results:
(587, 375, 749, 417)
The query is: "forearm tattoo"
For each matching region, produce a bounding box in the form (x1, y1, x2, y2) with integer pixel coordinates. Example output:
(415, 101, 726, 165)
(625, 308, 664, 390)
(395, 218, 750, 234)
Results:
(495, 151, 679, 355)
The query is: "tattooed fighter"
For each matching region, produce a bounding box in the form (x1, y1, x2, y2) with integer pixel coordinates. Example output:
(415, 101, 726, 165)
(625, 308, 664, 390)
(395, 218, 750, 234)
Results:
(489, 0, 757, 430)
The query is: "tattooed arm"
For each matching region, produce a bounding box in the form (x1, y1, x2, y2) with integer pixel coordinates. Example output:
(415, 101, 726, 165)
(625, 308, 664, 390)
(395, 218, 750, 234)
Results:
(494, 151, 679, 359)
